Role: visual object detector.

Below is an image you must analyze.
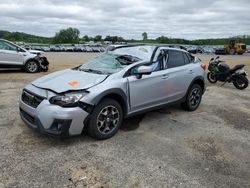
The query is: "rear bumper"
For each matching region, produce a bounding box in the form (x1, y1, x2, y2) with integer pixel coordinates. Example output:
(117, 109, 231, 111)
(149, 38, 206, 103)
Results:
(19, 96, 89, 137)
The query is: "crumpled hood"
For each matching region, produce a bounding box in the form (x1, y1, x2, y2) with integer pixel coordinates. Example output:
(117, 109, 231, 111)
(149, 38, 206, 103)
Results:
(32, 69, 108, 93)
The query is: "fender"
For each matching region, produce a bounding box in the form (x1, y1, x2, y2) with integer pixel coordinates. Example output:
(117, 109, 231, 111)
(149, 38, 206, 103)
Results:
(186, 76, 206, 96)
(24, 57, 40, 65)
(92, 88, 129, 115)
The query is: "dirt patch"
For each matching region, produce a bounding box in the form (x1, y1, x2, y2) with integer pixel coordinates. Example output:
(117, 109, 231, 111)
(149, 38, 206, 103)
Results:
(0, 105, 6, 110)
(188, 137, 233, 176)
(215, 108, 250, 131)
(69, 164, 112, 188)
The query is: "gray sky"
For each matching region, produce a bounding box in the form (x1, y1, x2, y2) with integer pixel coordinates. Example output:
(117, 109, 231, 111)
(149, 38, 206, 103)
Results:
(0, 0, 249, 39)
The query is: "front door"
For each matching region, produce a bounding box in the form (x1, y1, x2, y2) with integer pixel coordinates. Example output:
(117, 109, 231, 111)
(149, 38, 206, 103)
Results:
(0, 40, 23, 65)
(127, 66, 170, 113)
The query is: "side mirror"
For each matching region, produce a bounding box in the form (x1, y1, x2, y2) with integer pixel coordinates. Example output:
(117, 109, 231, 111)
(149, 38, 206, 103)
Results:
(134, 65, 153, 79)
(17, 47, 22, 52)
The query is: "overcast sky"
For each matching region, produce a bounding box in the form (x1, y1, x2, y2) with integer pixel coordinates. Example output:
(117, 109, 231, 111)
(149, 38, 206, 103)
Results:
(0, 0, 249, 39)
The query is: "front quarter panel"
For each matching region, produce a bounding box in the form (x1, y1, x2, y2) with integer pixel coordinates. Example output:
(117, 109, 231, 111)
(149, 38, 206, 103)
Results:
(82, 73, 129, 111)
(23, 53, 38, 64)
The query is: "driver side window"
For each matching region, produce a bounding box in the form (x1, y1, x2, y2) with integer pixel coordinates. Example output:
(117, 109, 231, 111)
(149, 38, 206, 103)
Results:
(0, 41, 17, 51)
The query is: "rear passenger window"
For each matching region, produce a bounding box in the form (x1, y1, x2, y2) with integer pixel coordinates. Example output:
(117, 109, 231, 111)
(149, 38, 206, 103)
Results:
(167, 50, 185, 68)
(183, 53, 190, 64)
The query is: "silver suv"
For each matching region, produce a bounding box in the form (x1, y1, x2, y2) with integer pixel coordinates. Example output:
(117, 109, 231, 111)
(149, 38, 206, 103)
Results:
(0, 39, 49, 72)
(19, 45, 206, 139)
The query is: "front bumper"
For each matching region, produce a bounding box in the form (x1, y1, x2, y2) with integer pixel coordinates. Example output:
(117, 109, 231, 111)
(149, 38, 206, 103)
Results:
(35, 56, 49, 71)
(19, 95, 89, 137)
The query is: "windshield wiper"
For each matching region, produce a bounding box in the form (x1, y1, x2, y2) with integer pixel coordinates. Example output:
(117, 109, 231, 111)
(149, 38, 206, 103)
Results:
(80, 68, 103, 74)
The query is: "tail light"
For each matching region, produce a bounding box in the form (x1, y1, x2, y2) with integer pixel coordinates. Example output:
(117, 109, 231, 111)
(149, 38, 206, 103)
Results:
(201, 64, 207, 71)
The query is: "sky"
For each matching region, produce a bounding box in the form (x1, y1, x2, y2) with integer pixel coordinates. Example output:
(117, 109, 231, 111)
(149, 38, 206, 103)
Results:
(0, 0, 249, 39)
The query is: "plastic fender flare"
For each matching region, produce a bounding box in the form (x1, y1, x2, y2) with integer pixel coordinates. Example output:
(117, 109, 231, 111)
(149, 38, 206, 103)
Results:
(92, 88, 129, 116)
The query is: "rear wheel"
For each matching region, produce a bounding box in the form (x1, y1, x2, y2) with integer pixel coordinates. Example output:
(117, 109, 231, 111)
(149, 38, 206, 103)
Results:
(86, 98, 123, 140)
(24, 60, 39, 73)
(230, 49, 236, 55)
(207, 72, 217, 83)
(182, 84, 203, 111)
(233, 75, 248, 90)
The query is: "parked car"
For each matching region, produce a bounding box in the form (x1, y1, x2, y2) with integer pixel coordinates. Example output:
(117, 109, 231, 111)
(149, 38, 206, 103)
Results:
(0, 39, 49, 72)
(214, 48, 227, 55)
(85, 46, 93, 52)
(19, 45, 206, 139)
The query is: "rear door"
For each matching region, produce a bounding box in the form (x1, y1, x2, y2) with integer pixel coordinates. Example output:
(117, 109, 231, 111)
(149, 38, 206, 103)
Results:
(0, 40, 24, 65)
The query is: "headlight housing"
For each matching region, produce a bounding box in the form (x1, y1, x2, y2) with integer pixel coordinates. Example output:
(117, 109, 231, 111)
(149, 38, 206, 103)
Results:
(49, 93, 86, 107)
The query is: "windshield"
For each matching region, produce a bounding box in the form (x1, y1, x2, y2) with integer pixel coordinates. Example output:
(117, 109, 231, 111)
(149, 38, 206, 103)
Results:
(79, 54, 128, 74)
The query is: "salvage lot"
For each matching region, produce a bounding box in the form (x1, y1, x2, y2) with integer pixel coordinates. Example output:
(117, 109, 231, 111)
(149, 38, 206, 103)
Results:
(0, 53, 250, 187)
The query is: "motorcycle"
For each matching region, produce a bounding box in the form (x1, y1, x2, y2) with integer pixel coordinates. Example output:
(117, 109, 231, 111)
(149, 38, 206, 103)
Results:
(207, 56, 248, 90)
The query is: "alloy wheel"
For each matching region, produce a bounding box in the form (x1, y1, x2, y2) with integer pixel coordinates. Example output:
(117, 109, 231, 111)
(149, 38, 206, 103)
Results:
(27, 61, 38, 72)
(189, 87, 201, 108)
(96, 105, 120, 135)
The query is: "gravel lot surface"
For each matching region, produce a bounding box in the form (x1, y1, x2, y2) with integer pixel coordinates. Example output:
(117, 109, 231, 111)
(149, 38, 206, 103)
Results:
(0, 53, 250, 188)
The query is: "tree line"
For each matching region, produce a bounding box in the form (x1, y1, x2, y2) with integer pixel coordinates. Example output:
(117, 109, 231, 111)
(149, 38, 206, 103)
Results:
(0, 28, 250, 45)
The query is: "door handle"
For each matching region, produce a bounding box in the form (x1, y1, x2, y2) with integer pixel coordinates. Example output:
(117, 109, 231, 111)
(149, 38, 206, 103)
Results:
(162, 74, 169, 79)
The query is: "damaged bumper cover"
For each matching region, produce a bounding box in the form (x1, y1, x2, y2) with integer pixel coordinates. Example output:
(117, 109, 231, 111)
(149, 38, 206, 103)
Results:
(35, 56, 49, 71)
(19, 89, 89, 137)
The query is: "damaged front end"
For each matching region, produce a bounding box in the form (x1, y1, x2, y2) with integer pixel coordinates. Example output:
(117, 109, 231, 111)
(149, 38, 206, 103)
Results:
(35, 56, 49, 72)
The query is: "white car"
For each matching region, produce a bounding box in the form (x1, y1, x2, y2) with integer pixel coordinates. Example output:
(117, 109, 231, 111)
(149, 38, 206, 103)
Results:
(0, 39, 49, 72)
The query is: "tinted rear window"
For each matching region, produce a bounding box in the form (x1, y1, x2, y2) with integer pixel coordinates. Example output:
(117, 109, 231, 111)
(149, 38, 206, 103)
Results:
(167, 50, 185, 68)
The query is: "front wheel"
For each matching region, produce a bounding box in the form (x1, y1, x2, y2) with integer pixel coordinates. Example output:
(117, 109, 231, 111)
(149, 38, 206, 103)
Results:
(86, 98, 123, 140)
(233, 75, 248, 90)
(181, 84, 203, 111)
(24, 60, 39, 73)
(207, 72, 217, 83)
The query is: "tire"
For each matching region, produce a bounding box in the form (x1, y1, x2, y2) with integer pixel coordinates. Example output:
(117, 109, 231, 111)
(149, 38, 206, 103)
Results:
(24, 60, 39, 73)
(230, 49, 236, 55)
(41, 66, 48, 72)
(207, 72, 217, 83)
(181, 84, 203, 111)
(86, 98, 123, 140)
(233, 75, 248, 90)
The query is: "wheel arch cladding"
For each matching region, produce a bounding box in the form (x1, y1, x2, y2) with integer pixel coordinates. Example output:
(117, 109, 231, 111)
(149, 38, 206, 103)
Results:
(25, 58, 39, 66)
(186, 76, 205, 96)
(93, 89, 128, 116)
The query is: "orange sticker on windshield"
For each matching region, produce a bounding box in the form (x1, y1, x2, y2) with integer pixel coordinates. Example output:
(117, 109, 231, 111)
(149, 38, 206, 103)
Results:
(68, 80, 80, 87)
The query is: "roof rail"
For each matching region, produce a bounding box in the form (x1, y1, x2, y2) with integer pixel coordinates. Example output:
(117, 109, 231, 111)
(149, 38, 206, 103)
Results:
(107, 43, 188, 51)
(161, 44, 187, 51)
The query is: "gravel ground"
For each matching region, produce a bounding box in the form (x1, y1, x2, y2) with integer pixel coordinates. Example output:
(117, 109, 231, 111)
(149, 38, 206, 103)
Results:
(0, 53, 250, 188)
